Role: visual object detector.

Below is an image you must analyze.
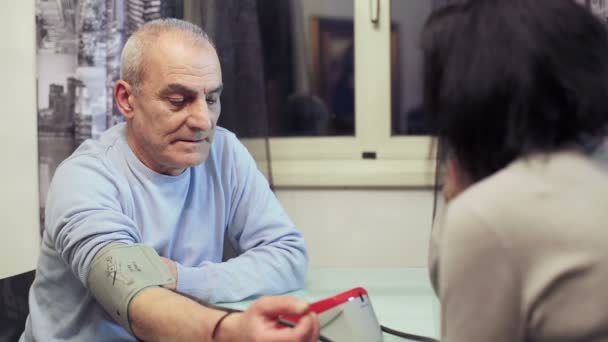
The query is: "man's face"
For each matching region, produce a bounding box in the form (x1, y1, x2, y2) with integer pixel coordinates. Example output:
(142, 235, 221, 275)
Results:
(127, 34, 223, 176)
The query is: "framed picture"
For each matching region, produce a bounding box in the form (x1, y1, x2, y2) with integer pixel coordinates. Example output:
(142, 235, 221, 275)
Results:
(309, 16, 400, 133)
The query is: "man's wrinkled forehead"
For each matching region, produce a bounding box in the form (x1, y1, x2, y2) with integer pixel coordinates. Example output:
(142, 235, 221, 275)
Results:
(141, 33, 221, 86)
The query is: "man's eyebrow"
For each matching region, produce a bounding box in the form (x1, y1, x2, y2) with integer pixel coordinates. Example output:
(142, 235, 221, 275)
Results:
(208, 84, 223, 95)
(158, 83, 198, 97)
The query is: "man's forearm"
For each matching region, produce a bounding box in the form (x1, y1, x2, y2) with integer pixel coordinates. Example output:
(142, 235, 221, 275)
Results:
(129, 286, 227, 342)
(176, 243, 307, 303)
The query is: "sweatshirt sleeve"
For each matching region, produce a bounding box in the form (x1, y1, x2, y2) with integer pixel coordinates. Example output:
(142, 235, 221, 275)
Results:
(45, 154, 141, 286)
(175, 134, 308, 303)
(436, 199, 525, 342)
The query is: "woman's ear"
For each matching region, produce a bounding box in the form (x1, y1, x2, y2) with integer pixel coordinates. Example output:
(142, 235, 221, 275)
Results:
(444, 158, 471, 202)
(114, 80, 135, 119)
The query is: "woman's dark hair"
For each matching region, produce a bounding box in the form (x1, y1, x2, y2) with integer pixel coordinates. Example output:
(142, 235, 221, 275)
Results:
(422, 0, 608, 182)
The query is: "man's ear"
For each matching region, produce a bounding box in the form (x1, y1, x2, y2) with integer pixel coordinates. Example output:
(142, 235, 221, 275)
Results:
(114, 80, 135, 119)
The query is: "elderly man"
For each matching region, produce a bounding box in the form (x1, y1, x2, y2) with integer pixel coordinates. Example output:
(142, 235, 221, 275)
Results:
(21, 19, 319, 341)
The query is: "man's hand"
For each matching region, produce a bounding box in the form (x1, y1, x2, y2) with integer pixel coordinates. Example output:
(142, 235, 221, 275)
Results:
(216, 296, 320, 342)
(160, 257, 178, 291)
(153, 258, 319, 341)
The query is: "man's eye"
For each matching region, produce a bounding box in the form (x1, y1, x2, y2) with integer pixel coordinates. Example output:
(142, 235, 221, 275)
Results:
(206, 97, 218, 105)
(168, 98, 185, 106)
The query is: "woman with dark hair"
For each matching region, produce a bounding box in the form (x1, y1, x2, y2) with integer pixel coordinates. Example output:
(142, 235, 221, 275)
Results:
(425, 0, 608, 341)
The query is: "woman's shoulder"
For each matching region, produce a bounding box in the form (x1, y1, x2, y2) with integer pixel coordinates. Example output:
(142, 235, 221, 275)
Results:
(449, 150, 608, 241)
(458, 151, 604, 205)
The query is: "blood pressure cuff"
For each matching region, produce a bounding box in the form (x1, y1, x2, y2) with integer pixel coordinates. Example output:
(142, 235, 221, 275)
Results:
(87, 242, 176, 334)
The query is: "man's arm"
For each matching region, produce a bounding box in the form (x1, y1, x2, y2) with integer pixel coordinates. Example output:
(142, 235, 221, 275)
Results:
(129, 287, 320, 342)
(175, 135, 308, 303)
(48, 156, 318, 341)
(129, 287, 225, 341)
(87, 247, 319, 341)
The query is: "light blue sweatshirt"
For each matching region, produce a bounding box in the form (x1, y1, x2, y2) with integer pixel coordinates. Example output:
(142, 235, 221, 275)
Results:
(20, 123, 308, 341)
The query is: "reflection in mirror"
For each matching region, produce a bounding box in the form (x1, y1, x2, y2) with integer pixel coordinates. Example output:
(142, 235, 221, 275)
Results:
(184, 0, 355, 138)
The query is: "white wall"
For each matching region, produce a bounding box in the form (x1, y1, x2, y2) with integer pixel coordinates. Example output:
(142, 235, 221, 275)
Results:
(0, 1, 41, 278)
(0, 2, 434, 280)
(277, 189, 434, 267)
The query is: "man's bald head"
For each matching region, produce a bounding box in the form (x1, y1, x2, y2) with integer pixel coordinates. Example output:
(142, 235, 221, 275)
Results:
(120, 18, 214, 95)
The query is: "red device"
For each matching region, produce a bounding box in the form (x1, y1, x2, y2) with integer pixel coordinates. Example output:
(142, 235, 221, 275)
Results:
(281, 287, 383, 342)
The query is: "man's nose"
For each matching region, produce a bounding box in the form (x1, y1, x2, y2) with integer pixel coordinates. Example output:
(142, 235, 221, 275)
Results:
(188, 99, 212, 131)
